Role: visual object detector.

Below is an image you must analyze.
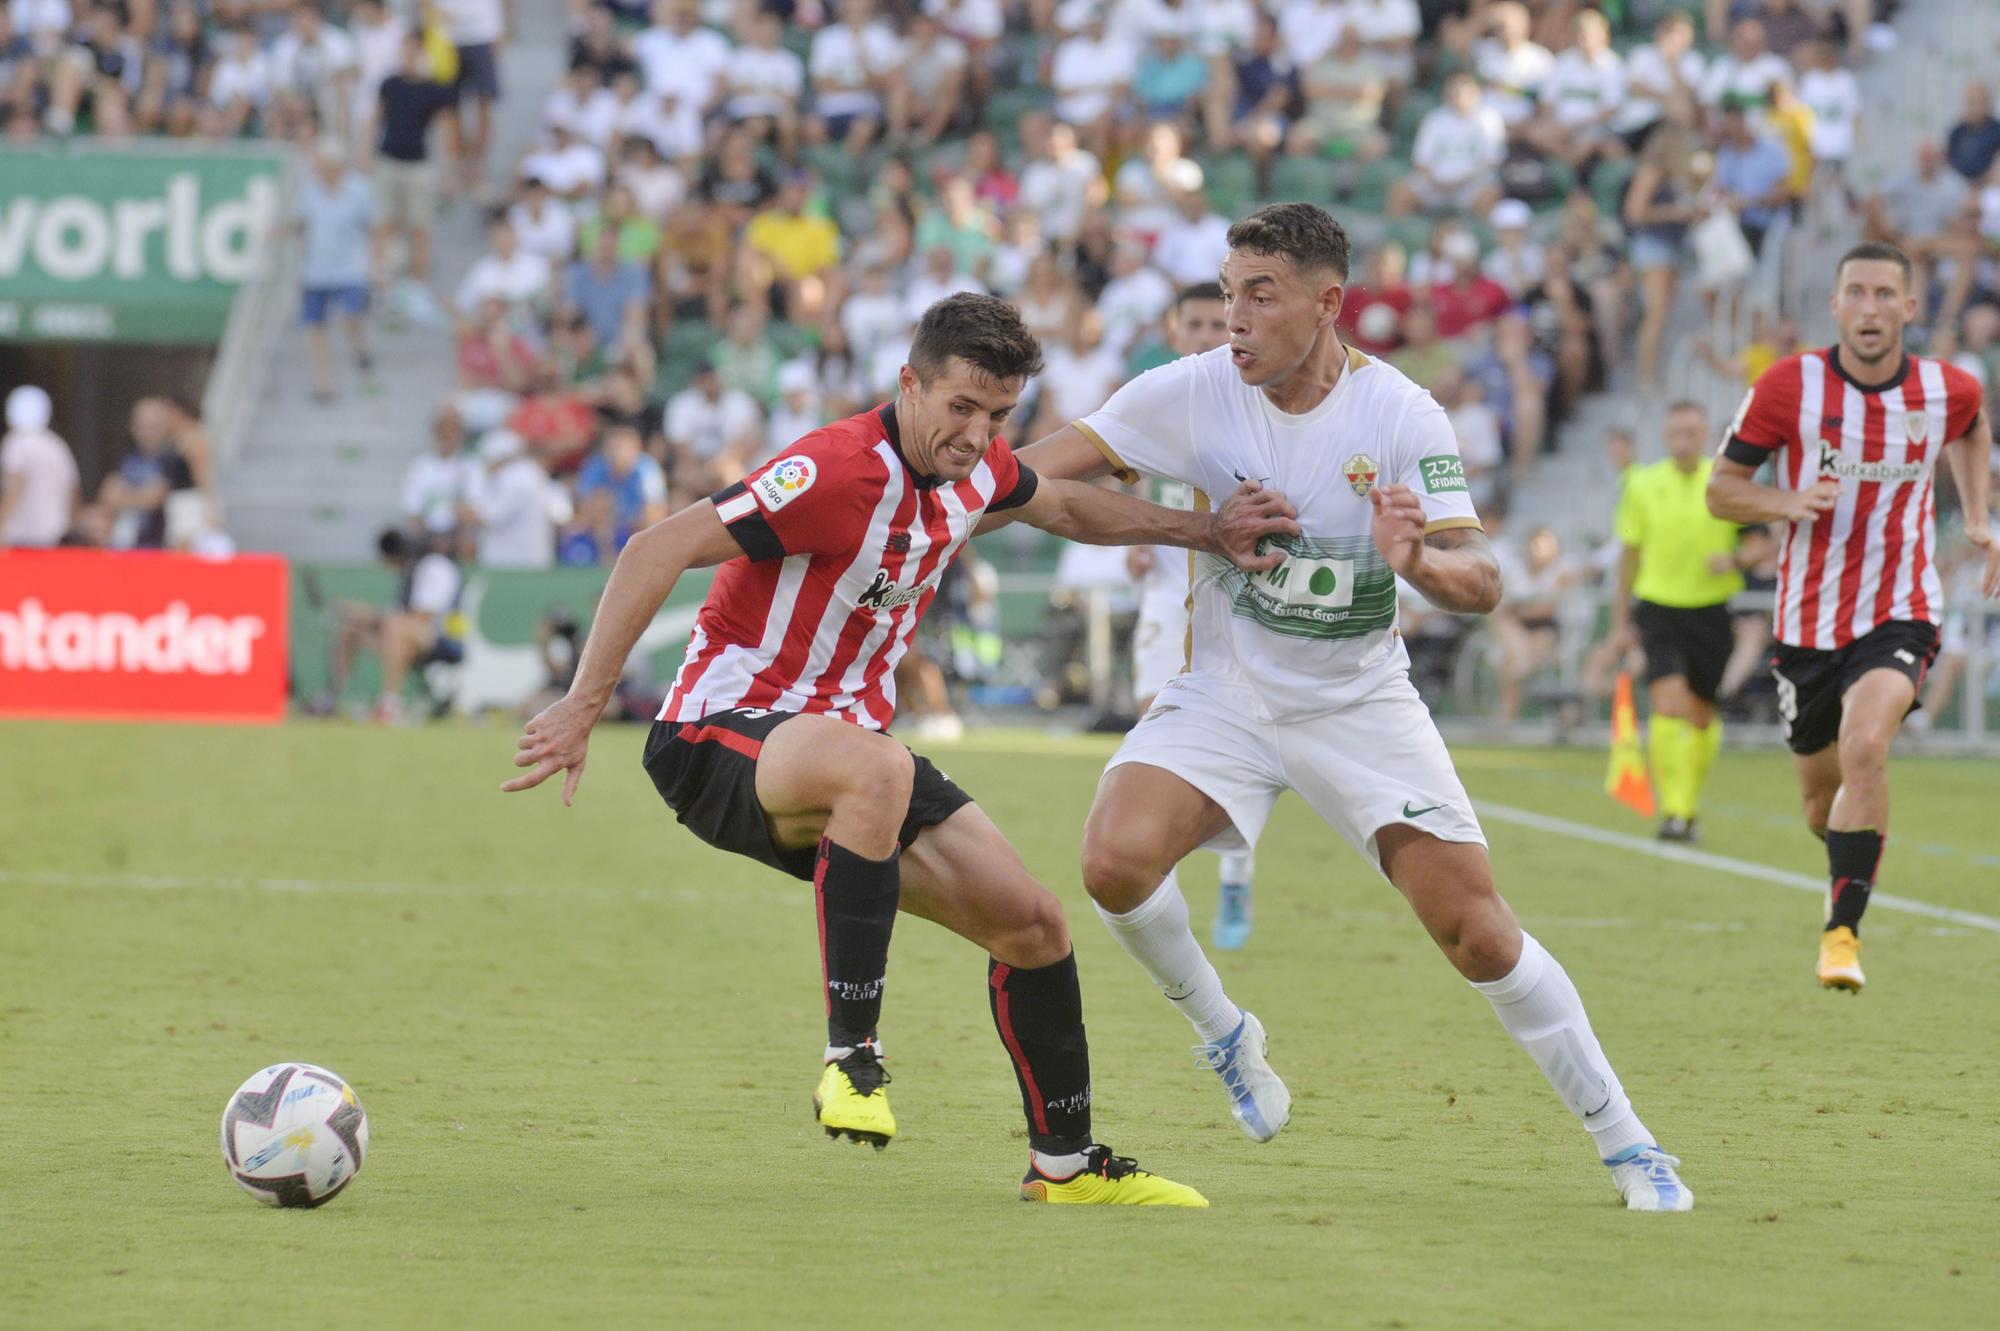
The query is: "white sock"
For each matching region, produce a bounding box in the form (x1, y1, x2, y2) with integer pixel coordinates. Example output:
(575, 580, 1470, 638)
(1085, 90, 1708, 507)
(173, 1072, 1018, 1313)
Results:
(1470, 933, 1653, 1162)
(1216, 848, 1256, 887)
(1094, 869, 1243, 1042)
(1030, 1147, 1091, 1178)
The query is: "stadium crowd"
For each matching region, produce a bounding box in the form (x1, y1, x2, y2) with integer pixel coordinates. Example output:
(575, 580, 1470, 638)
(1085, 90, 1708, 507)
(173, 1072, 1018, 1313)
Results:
(10, 0, 1998, 728)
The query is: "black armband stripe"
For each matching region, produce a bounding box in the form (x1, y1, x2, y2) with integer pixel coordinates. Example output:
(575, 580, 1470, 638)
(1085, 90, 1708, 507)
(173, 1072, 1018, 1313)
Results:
(988, 464, 1039, 513)
(1721, 435, 1773, 467)
(710, 481, 787, 561)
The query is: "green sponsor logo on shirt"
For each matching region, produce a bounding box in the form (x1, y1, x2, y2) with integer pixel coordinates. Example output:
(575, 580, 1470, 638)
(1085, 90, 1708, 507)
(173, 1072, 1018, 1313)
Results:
(1214, 535, 1397, 641)
(1419, 456, 1468, 495)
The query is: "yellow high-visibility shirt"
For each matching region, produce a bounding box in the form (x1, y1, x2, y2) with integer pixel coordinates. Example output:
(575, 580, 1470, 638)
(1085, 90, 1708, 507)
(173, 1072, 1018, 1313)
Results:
(1614, 457, 1744, 607)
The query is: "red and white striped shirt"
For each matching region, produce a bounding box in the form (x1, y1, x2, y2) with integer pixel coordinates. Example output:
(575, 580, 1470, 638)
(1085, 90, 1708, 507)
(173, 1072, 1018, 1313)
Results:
(661, 404, 1037, 729)
(1724, 348, 1982, 649)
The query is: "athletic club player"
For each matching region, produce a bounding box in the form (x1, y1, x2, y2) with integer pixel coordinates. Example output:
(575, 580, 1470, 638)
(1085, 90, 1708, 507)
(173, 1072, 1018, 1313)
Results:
(1708, 242, 2000, 991)
(503, 294, 1298, 1205)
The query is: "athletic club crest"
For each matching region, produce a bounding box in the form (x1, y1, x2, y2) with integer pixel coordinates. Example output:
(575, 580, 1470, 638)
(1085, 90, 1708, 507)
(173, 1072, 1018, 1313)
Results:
(1343, 453, 1379, 497)
(1905, 411, 1930, 444)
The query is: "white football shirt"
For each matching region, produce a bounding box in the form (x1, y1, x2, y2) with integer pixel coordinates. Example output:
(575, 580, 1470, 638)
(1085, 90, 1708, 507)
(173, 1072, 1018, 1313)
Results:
(1077, 345, 1480, 719)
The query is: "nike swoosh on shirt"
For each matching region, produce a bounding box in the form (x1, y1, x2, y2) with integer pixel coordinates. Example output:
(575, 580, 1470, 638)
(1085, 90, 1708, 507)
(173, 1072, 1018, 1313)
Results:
(1402, 802, 1446, 818)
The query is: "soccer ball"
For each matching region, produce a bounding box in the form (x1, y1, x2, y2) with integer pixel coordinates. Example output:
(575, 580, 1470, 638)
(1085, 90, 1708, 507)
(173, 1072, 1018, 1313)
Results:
(219, 1063, 369, 1208)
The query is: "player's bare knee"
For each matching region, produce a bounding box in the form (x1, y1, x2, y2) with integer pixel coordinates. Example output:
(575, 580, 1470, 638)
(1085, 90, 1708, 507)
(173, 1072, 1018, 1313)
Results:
(840, 741, 916, 808)
(1440, 899, 1520, 981)
(1079, 827, 1161, 911)
(993, 886, 1071, 968)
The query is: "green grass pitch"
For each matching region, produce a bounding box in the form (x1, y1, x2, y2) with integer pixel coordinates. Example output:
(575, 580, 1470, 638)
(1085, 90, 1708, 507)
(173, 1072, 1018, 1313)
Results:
(3, 720, 1996, 1328)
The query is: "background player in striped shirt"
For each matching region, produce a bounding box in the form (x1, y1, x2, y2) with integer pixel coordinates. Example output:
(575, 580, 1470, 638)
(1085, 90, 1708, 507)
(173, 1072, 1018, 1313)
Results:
(502, 294, 1298, 1205)
(1708, 242, 2000, 992)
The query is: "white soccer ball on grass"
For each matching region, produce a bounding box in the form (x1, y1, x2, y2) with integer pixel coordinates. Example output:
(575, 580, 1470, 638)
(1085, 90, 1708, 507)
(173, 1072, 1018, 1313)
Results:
(219, 1063, 369, 1208)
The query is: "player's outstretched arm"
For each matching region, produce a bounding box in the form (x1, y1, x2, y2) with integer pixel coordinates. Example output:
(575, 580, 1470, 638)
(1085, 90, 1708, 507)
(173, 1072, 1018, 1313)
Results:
(501, 500, 741, 804)
(1369, 484, 1503, 614)
(1016, 476, 1298, 570)
(1943, 410, 2000, 599)
(971, 425, 1118, 536)
(1706, 456, 1840, 525)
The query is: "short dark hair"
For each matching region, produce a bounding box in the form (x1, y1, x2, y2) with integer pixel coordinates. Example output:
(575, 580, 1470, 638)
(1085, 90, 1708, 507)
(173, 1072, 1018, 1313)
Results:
(1835, 241, 1913, 289)
(1225, 203, 1350, 280)
(907, 293, 1044, 385)
(1176, 281, 1224, 309)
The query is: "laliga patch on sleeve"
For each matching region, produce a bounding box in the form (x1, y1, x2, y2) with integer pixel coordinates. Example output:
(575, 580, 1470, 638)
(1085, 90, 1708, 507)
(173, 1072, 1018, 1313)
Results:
(1418, 455, 1468, 495)
(753, 456, 817, 512)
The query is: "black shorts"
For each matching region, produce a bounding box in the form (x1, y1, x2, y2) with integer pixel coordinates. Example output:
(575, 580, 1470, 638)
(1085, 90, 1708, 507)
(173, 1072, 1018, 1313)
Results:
(454, 43, 501, 101)
(1634, 600, 1734, 703)
(1770, 620, 1940, 756)
(641, 709, 975, 881)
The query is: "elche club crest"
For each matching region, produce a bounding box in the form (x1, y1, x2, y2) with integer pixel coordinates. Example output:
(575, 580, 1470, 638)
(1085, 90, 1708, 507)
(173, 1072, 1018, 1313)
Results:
(1342, 453, 1379, 497)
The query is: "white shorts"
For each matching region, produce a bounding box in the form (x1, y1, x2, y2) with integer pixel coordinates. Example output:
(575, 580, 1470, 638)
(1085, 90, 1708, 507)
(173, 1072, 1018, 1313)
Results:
(1132, 578, 1190, 702)
(1104, 671, 1486, 875)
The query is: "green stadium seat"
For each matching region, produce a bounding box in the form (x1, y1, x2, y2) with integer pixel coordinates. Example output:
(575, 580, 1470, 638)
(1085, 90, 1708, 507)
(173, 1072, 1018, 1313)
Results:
(1268, 155, 1343, 205)
(1198, 150, 1260, 215)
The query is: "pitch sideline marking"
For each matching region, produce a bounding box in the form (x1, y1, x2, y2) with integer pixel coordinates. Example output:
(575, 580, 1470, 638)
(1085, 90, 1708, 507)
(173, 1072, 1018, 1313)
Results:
(1476, 801, 2000, 935)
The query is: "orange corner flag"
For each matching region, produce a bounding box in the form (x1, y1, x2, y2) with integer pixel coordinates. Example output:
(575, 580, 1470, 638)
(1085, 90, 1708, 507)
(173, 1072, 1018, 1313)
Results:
(1606, 671, 1656, 817)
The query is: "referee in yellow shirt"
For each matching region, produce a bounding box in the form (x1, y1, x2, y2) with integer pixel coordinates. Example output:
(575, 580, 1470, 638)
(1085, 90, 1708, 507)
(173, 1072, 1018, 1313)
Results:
(1611, 402, 1747, 844)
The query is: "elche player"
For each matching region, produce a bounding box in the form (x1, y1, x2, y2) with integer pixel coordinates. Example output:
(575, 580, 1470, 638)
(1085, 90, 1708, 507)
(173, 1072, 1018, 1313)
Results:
(1012, 204, 1695, 1212)
(503, 294, 1299, 1206)
(1708, 242, 1999, 991)
(1124, 281, 1264, 951)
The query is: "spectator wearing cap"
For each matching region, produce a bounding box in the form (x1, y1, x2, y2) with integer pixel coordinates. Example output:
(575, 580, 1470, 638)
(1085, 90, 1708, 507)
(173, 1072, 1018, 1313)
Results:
(665, 359, 763, 492)
(468, 428, 570, 570)
(1389, 73, 1505, 218)
(0, 385, 78, 548)
(1017, 114, 1106, 244)
(746, 172, 844, 323)
(764, 361, 823, 465)
(1613, 11, 1703, 153)
(370, 31, 457, 291)
(726, 9, 805, 160)
(1519, 9, 1625, 183)
(1286, 23, 1389, 163)
(1050, 4, 1136, 161)
(1481, 199, 1545, 300)
(562, 223, 652, 373)
(1470, 2, 1551, 133)
(807, 0, 905, 154)
(293, 141, 377, 404)
(901, 10, 969, 145)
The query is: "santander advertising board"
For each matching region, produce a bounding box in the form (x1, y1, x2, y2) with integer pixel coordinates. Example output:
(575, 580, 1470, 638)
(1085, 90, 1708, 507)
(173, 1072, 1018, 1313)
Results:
(0, 549, 288, 723)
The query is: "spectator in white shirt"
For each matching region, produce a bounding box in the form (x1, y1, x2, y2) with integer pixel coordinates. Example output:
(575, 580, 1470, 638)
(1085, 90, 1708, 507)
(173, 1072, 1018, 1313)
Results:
(0, 385, 78, 548)
(1349, 0, 1420, 98)
(725, 9, 805, 158)
(205, 25, 273, 138)
(1050, 4, 1135, 158)
(470, 429, 569, 569)
(1389, 72, 1506, 217)
(763, 360, 822, 465)
(401, 404, 479, 539)
(543, 62, 617, 146)
(1286, 21, 1390, 162)
(349, 0, 407, 136)
(1276, 0, 1347, 70)
(631, 0, 732, 121)
(1471, 1, 1551, 130)
(1016, 113, 1107, 243)
(519, 121, 607, 201)
(1613, 11, 1703, 150)
(900, 245, 985, 326)
(1431, 365, 1503, 509)
(455, 217, 551, 320)
(1152, 184, 1233, 287)
(1094, 235, 1175, 356)
(840, 262, 908, 365)
(1701, 18, 1791, 128)
(665, 360, 764, 491)
(1520, 9, 1625, 179)
(269, 0, 359, 144)
(1034, 307, 1127, 437)
(901, 10, 968, 145)
(507, 175, 577, 265)
(614, 135, 688, 219)
(807, 0, 905, 153)
(1796, 39, 1859, 181)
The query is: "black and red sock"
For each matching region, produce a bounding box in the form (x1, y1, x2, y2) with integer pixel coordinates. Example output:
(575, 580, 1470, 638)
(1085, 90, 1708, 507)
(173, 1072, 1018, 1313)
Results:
(814, 838, 900, 1049)
(1825, 828, 1884, 934)
(988, 952, 1092, 1155)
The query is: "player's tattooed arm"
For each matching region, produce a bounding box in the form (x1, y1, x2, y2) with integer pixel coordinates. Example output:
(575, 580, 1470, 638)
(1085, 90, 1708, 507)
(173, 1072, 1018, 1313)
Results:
(1369, 484, 1502, 614)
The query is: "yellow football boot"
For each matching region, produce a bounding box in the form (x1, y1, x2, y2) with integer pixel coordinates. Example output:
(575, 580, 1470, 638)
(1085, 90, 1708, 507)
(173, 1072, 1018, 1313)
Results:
(1817, 926, 1864, 992)
(814, 1046, 895, 1149)
(1019, 1146, 1208, 1207)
